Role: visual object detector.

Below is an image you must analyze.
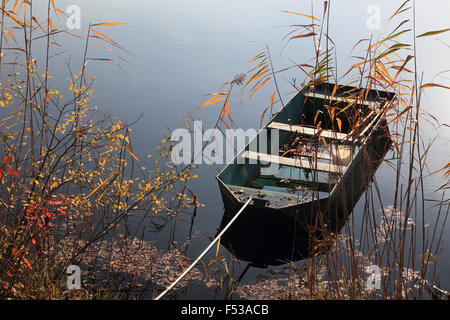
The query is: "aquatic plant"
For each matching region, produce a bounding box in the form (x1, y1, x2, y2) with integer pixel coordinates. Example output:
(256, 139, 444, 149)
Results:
(0, 0, 198, 299)
(198, 0, 449, 300)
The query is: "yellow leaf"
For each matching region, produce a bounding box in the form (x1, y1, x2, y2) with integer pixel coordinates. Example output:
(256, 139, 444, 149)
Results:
(336, 118, 342, 132)
(281, 149, 297, 157)
(283, 11, 320, 22)
(197, 93, 226, 109)
(216, 237, 221, 257)
(92, 22, 126, 27)
(1, 8, 27, 27)
(126, 145, 140, 162)
(290, 32, 316, 40)
(421, 83, 450, 90)
(417, 28, 450, 38)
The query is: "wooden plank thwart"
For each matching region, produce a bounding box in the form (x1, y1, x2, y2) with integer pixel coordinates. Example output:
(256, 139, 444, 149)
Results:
(291, 150, 332, 161)
(304, 92, 379, 110)
(267, 122, 348, 141)
(241, 151, 347, 174)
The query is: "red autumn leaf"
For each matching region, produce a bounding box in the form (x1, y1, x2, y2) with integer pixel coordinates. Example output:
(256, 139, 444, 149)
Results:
(6, 168, 19, 178)
(23, 257, 32, 269)
(48, 212, 56, 219)
(2, 155, 11, 165)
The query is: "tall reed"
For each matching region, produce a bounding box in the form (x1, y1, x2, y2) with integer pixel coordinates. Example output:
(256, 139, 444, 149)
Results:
(199, 0, 449, 299)
(0, 0, 197, 299)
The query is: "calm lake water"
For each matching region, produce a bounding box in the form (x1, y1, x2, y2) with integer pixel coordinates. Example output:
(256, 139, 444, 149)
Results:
(32, 0, 450, 298)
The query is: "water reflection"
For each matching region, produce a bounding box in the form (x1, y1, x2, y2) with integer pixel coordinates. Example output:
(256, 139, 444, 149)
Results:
(26, 0, 450, 293)
(217, 207, 317, 267)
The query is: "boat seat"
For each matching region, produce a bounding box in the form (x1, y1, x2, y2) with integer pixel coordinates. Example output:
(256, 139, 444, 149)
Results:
(240, 151, 347, 174)
(282, 150, 332, 161)
(267, 108, 378, 145)
(267, 122, 348, 141)
(304, 92, 380, 111)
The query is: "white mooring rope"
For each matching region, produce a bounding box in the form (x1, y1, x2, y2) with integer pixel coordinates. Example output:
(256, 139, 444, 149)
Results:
(154, 197, 252, 300)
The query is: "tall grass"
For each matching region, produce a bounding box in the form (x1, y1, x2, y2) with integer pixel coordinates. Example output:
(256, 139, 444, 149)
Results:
(0, 1, 197, 299)
(199, 0, 449, 299)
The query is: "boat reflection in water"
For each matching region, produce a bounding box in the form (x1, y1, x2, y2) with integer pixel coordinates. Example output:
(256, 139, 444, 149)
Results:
(216, 83, 395, 267)
(217, 205, 320, 267)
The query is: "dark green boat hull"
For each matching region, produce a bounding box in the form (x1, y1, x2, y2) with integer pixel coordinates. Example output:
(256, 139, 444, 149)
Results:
(216, 83, 395, 266)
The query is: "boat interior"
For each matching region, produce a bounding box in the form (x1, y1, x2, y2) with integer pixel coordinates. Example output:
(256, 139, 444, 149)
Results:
(217, 84, 394, 208)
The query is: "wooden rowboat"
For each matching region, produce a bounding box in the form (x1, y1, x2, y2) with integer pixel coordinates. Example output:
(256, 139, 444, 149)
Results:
(216, 82, 396, 266)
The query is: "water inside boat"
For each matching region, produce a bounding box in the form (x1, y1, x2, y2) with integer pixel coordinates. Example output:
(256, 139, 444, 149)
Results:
(219, 85, 390, 209)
